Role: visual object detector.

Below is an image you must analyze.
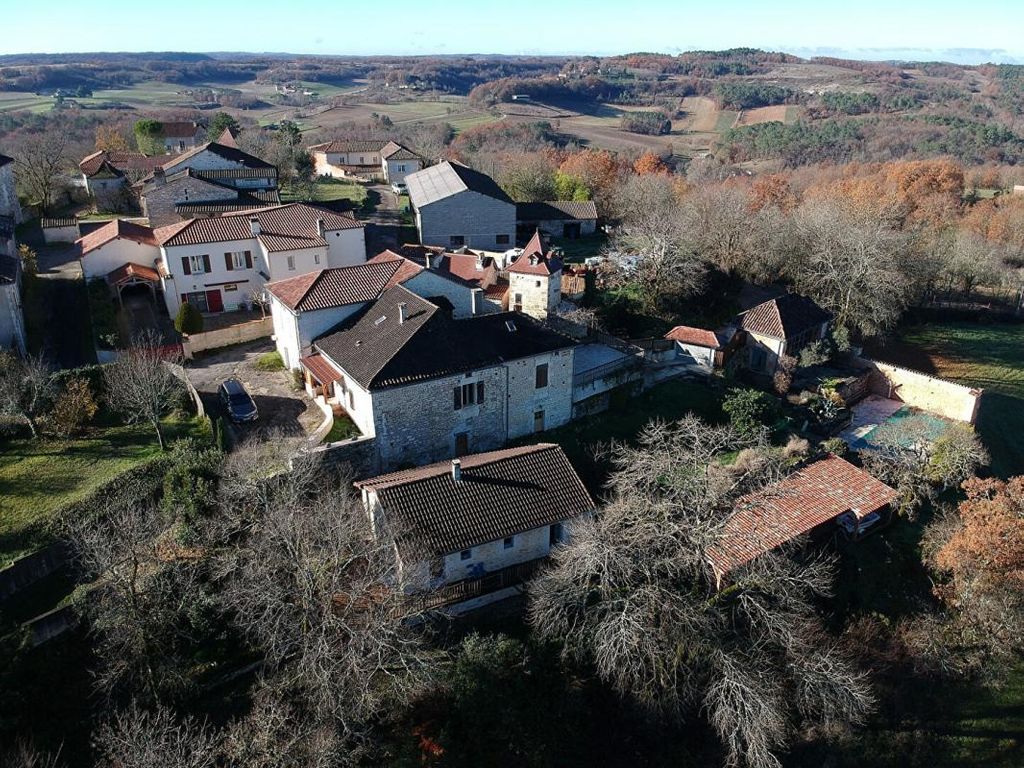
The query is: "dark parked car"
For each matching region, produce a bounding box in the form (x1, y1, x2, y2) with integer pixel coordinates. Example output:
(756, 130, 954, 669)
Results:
(218, 378, 258, 423)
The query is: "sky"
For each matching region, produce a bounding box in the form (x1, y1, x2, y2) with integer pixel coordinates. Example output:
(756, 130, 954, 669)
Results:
(4, 0, 1024, 64)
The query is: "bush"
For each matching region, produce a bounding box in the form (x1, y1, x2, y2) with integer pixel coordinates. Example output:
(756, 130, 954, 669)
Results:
(620, 110, 672, 135)
(722, 387, 781, 438)
(822, 437, 848, 456)
(254, 350, 284, 371)
(174, 302, 204, 335)
(161, 438, 222, 521)
(46, 376, 98, 436)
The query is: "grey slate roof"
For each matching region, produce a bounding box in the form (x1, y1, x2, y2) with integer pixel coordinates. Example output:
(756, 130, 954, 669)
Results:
(356, 443, 595, 555)
(406, 161, 513, 208)
(314, 285, 576, 390)
(516, 200, 598, 221)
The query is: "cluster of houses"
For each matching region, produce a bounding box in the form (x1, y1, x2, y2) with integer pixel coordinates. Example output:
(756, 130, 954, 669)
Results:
(0, 126, 932, 614)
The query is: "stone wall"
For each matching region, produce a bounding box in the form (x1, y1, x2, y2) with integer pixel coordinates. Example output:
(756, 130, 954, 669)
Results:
(418, 190, 516, 252)
(311, 434, 380, 478)
(143, 175, 237, 227)
(854, 357, 983, 424)
(0, 542, 69, 599)
(182, 316, 273, 357)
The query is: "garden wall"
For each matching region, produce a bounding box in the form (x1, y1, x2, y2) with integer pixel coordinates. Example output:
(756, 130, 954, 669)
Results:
(182, 316, 272, 358)
(0, 542, 69, 600)
(854, 357, 983, 424)
(310, 434, 380, 479)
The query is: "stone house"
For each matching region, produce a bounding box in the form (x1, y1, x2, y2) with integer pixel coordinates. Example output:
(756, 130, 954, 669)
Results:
(739, 293, 832, 375)
(0, 254, 26, 355)
(397, 243, 509, 310)
(707, 455, 897, 588)
(406, 161, 516, 251)
(0, 154, 22, 227)
(266, 249, 490, 371)
(300, 285, 576, 470)
(137, 139, 281, 227)
(664, 325, 734, 369)
(308, 139, 423, 183)
(355, 443, 595, 610)
(77, 150, 168, 198)
(507, 230, 562, 321)
(516, 200, 598, 240)
(157, 121, 207, 153)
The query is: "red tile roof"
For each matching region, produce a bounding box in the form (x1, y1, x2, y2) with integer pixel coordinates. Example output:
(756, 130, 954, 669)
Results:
(267, 256, 419, 312)
(79, 150, 170, 177)
(106, 262, 160, 284)
(309, 139, 389, 153)
(77, 219, 158, 256)
(508, 230, 562, 276)
(356, 443, 595, 555)
(300, 353, 342, 385)
(740, 293, 832, 340)
(707, 455, 898, 578)
(665, 325, 722, 349)
(154, 203, 361, 250)
(158, 121, 203, 138)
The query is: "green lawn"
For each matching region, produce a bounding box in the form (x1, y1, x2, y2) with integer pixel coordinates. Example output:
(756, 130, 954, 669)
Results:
(868, 321, 1024, 477)
(281, 178, 367, 206)
(0, 419, 201, 565)
(522, 378, 724, 493)
(323, 412, 360, 443)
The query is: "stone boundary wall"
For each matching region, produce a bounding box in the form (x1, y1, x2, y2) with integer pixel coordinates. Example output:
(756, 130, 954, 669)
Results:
(167, 362, 205, 419)
(309, 434, 380, 478)
(308, 395, 335, 444)
(183, 316, 272, 358)
(853, 357, 983, 424)
(0, 542, 69, 601)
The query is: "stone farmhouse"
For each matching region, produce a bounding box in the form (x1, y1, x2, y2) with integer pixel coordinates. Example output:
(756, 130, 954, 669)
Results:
(507, 230, 563, 321)
(397, 244, 510, 310)
(406, 161, 517, 251)
(266, 249, 496, 371)
(707, 454, 898, 588)
(299, 285, 577, 470)
(308, 139, 423, 183)
(739, 293, 832, 375)
(77, 203, 365, 317)
(355, 443, 595, 610)
(515, 200, 598, 240)
(0, 253, 26, 355)
(157, 120, 207, 153)
(137, 134, 281, 227)
(78, 150, 168, 197)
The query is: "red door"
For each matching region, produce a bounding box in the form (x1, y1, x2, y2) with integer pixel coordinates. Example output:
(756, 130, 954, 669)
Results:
(205, 289, 224, 313)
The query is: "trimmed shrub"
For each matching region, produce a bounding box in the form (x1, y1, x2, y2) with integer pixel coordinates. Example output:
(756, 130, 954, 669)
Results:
(254, 350, 284, 371)
(174, 302, 204, 335)
(46, 376, 98, 436)
(822, 437, 848, 456)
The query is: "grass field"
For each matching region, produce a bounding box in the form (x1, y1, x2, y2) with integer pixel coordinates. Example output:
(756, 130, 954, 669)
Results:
(0, 418, 201, 565)
(867, 321, 1024, 477)
(280, 178, 367, 206)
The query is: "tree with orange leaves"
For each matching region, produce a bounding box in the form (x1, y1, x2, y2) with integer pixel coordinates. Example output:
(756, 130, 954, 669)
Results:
(95, 124, 131, 153)
(632, 151, 667, 175)
(748, 173, 796, 213)
(557, 150, 623, 210)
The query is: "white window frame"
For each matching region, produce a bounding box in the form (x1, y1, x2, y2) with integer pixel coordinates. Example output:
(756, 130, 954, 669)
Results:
(188, 254, 207, 274)
(230, 251, 246, 269)
(286, 255, 296, 271)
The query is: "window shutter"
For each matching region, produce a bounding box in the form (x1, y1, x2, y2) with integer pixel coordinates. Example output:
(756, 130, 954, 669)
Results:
(181, 256, 191, 276)
(202, 254, 211, 273)
(453, 387, 461, 410)
(476, 381, 484, 403)
(224, 253, 233, 271)
(244, 250, 253, 269)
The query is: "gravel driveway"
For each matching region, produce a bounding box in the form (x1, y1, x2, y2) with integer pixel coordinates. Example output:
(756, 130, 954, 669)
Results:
(185, 339, 323, 442)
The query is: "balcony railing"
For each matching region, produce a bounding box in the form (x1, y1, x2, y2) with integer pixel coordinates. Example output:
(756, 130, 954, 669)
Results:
(409, 557, 546, 612)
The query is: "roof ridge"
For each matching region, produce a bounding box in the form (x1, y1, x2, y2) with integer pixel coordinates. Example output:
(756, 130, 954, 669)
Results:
(357, 443, 561, 490)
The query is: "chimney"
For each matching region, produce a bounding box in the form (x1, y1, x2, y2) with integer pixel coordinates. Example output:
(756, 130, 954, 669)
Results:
(398, 302, 408, 324)
(471, 288, 483, 316)
(423, 252, 432, 270)
(249, 217, 261, 237)
(451, 458, 462, 482)
(316, 217, 326, 237)
(153, 166, 165, 186)
(475, 253, 483, 270)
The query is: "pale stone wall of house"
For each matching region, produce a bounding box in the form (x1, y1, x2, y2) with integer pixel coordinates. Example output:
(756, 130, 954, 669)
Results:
(270, 297, 301, 369)
(744, 331, 786, 374)
(273, 301, 364, 370)
(384, 157, 422, 184)
(324, 227, 366, 268)
(0, 280, 26, 355)
(0, 164, 22, 223)
(265, 246, 330, 282)
(508, 271, 559, 320)
(404, 270, 483, 318)
(80, 239, 161, 282)
(142, 176, 236, 227)
(505, 348, 574, 438)
(675, 341, 715, 368)
(855, 358, 984, 424)
(416, 190, 516, 252)
(442, 525, 553, 582)
(162, 237, 264, 316)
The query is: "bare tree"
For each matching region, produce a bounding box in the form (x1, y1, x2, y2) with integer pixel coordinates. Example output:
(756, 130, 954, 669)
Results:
(94, 702, 218, 768)
(0, 351, 54, 439)
(216, 450, 433, 746)
(103, 330, 185, 450)
(0, 742, 63, 768)
(12, 126, 71, 214)
(529, 417, 872, 768)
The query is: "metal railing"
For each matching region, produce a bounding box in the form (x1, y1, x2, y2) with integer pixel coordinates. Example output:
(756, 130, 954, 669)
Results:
(410, 557, 545, 611)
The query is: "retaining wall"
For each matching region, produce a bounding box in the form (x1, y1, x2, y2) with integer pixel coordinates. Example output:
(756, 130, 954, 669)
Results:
(0, 542, 69, 600)
(853, 357, 983, 424)
(183, 316, 272, 358)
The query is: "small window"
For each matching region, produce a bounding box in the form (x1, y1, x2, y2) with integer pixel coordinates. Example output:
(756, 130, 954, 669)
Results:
(287, 255, 296, 271)
(534, 409, 545, 432)
(453, 382, 482, 410)
(188, 254, 207, 274)
(535, 280, 541, 288)
(503, 536, 515, 549)
(450, 235, 465, 248)
(230, 251, 246, 269)
(535, 363, 549, 388)
(460, 549, 472, 561)
(314, 252, 321, 265)
(496, 234, 510, 245)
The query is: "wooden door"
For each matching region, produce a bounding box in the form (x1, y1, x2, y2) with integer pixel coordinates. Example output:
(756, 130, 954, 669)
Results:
(205, 289, 224, 313)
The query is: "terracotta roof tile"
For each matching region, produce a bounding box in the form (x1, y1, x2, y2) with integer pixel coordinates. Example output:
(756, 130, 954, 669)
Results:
(665, 325, 722, 348)
(707, 455, 898, 577)
(267, 258, 414, 312)
(740, 293, 832, 340)
(155, 203, 361, 249)
(309, 139, 389, 153)
(79, 150, 170, 177)
(77, 219, 158, 256)
(300, 353, 342, 384)
(508, 230, 561, 276)
(106, 262, 160, 284)
(356, 444, 594, 555)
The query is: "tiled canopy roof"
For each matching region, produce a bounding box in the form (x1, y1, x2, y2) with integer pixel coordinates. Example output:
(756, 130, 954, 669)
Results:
(707, 455, 898, 578)
(77, 219, 158, 256)
(314, 285, 575, 390)
(154, 203, 361, 250)
(739, 293, 832, 340)
(406, 161, 513, 208)
(665, 325, 723, 349)
(106, 262, 160, 284)
(356, 444, 595, 556)
(300, 353, 343, 385)
(516, 200, 598, 221)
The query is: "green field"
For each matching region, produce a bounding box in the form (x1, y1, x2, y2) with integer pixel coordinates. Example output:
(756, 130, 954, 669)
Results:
(714, 109, 740, 131)
(869, 321, 1024, 477)
(280, 178, 367, 206)
(0, 418, 201, 565)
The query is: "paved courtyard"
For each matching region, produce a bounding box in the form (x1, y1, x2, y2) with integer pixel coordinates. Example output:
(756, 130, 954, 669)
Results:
(185, 339, 323, 441)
